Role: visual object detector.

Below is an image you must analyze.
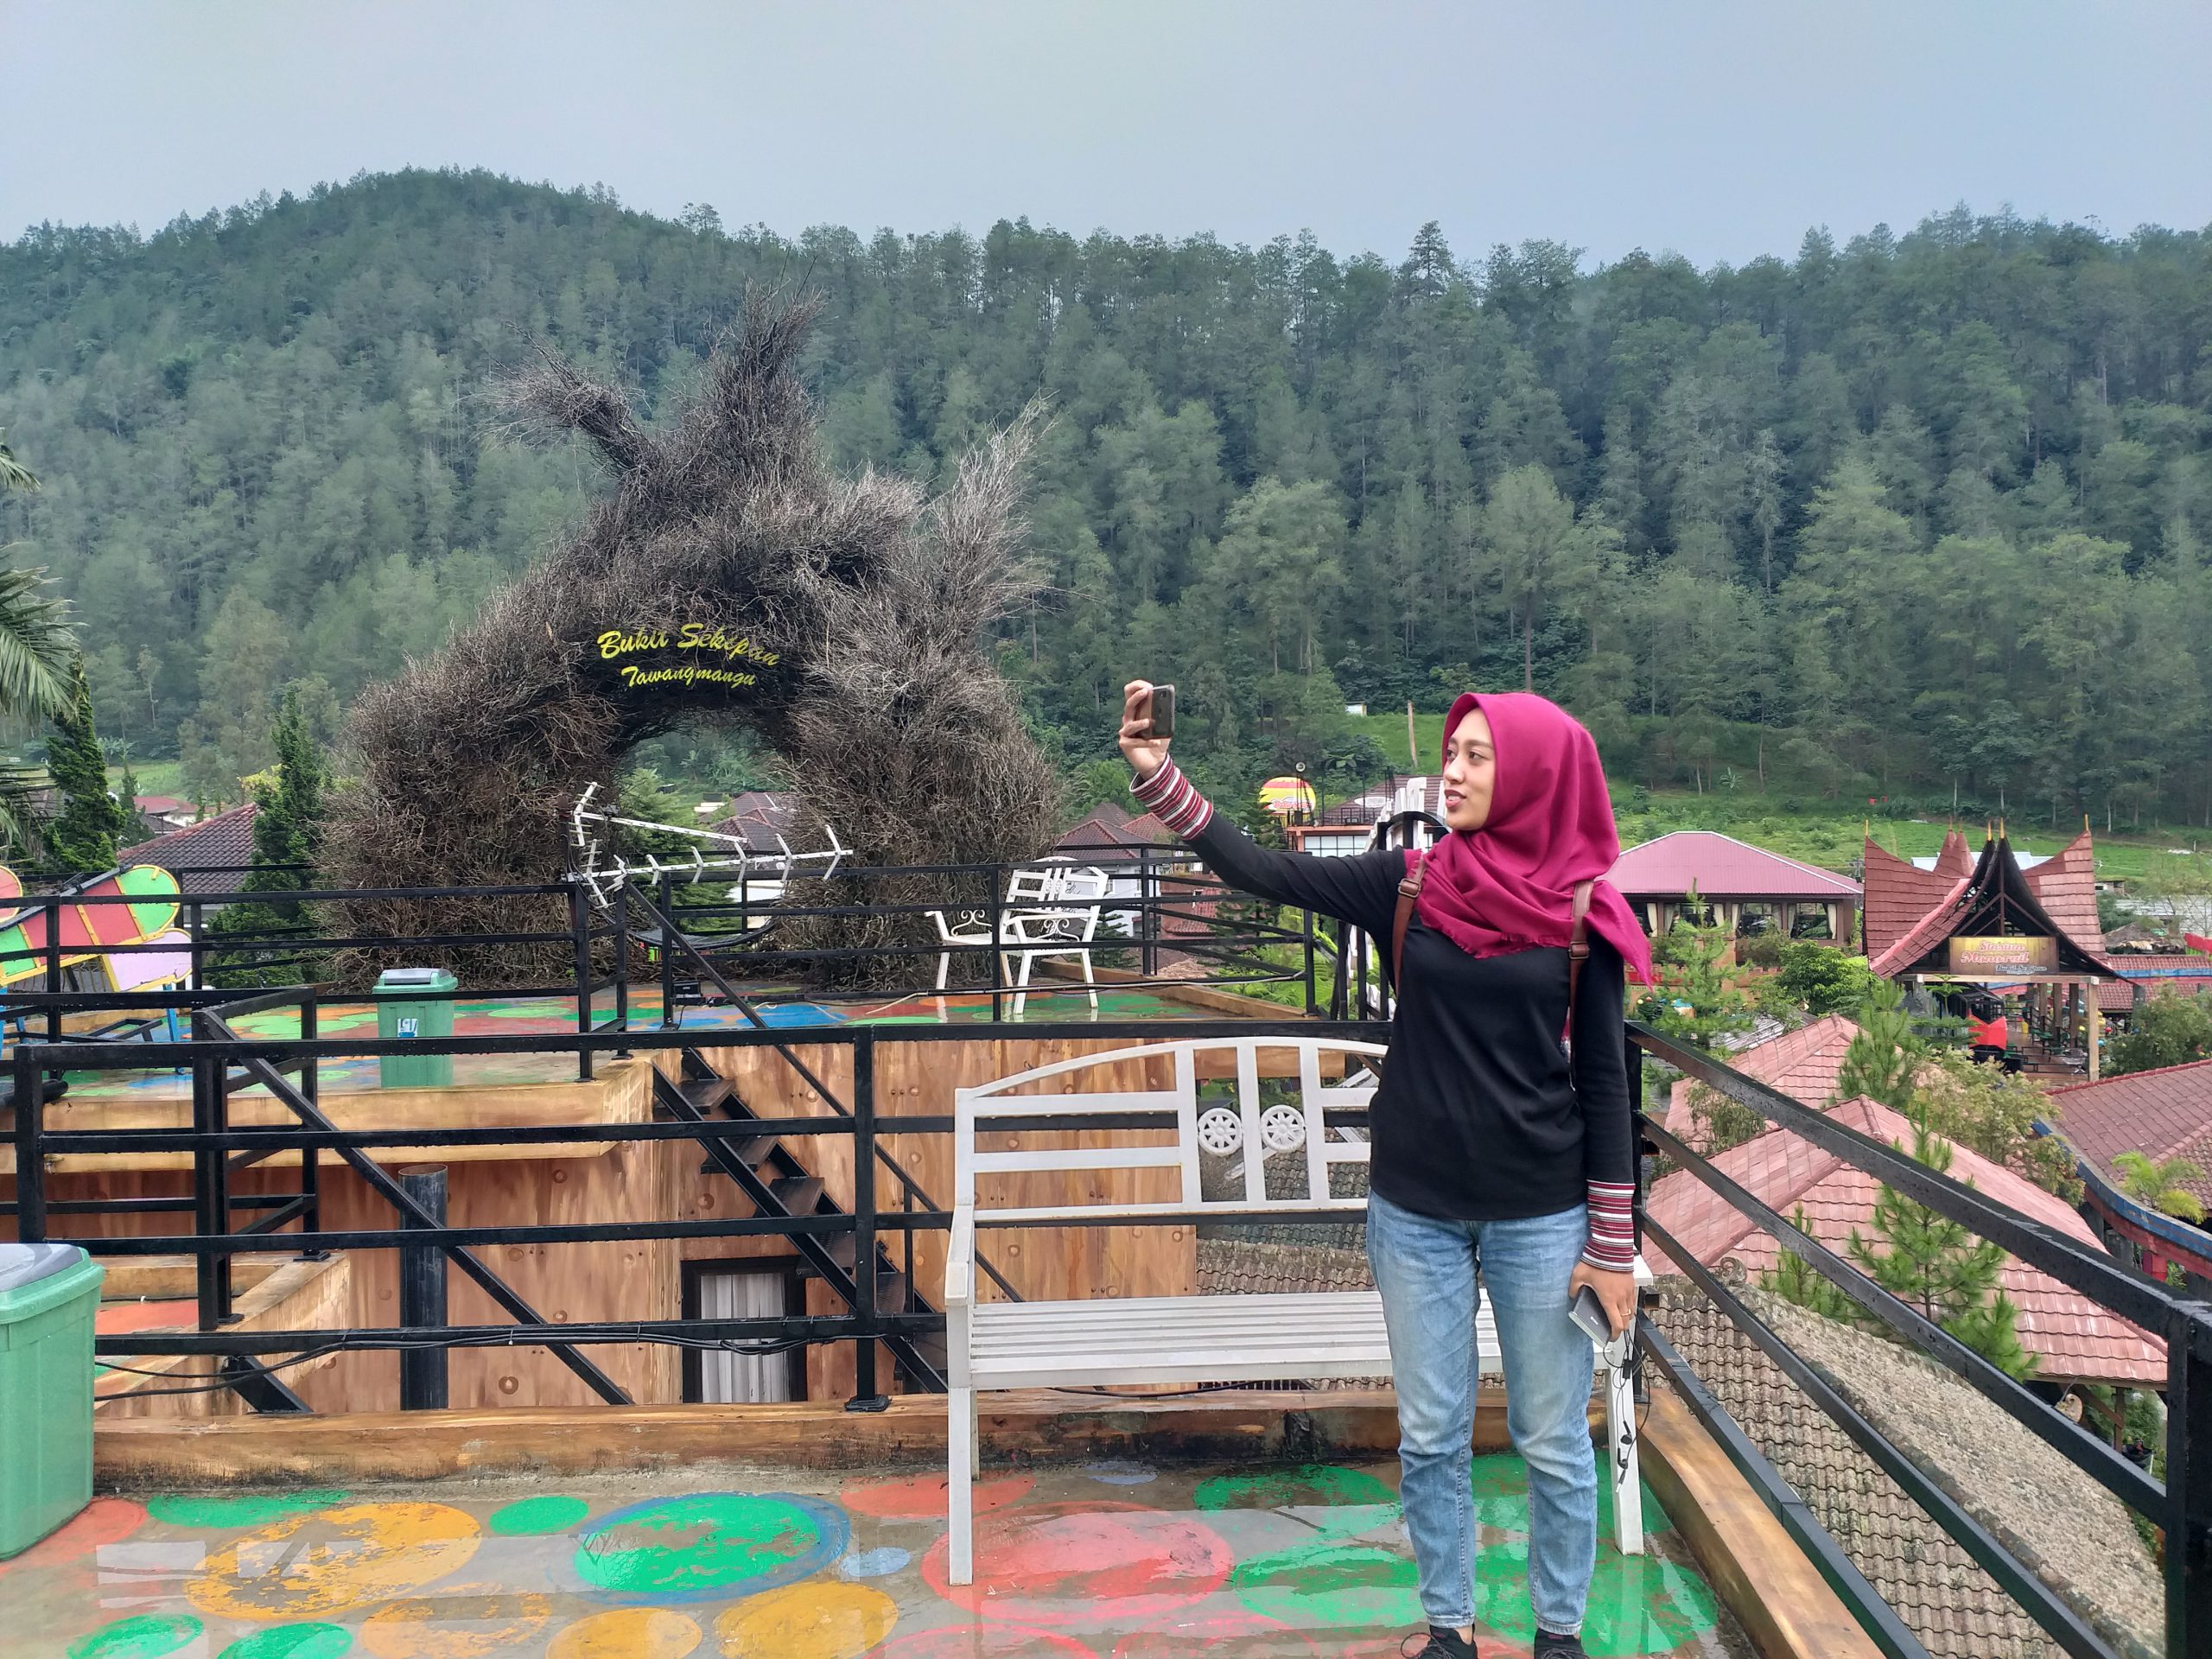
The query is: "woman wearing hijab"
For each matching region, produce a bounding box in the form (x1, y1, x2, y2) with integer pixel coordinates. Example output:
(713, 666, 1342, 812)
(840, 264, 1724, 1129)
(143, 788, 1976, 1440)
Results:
(1119, 683, 1654, 1659)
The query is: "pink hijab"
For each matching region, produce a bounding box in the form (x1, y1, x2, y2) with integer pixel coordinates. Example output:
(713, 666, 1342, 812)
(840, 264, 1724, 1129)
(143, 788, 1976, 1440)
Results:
(1410, 691, 1654, 985)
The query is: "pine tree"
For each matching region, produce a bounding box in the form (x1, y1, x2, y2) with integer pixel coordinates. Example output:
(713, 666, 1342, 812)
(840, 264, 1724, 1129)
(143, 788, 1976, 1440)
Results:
(1760, 1204, 1859, 1319)
(1847, 1116, 2007, 1328)
(207, 686, 329, 987)
(1945, 1290, 2038, 1382)
(37, 657, 132, 878)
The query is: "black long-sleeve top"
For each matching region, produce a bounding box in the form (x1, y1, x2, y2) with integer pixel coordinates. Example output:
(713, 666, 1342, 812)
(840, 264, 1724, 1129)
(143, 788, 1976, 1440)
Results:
(1135, 760, 1636, 1269)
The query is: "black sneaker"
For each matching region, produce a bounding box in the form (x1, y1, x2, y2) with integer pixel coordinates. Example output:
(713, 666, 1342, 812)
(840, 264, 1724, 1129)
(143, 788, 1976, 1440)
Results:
(1398, 1629, 1478, 1659)
(1534, 1633, 1587, 1659)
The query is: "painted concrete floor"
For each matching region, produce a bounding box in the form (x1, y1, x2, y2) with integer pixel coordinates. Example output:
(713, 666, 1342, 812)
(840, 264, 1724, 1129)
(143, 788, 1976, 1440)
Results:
(1, 1454, 1749, 1659)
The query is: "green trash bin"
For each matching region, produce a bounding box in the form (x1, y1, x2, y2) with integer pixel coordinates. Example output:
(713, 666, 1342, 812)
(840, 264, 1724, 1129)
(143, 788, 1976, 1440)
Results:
(0, 1242, 105, 1558)
(374, 967, 458, 1089)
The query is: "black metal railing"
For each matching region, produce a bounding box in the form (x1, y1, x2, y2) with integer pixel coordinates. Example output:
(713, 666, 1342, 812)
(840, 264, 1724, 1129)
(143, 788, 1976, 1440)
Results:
(0, 870, 2202, 1652)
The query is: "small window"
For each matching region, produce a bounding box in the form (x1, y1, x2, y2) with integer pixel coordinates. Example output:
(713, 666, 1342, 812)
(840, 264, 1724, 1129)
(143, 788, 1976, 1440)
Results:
(683, 1261, 805, 1403)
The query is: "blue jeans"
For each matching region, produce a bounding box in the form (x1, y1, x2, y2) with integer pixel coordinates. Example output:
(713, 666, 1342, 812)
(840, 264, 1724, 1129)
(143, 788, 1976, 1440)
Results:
(1367, 1189, 1598, 1635)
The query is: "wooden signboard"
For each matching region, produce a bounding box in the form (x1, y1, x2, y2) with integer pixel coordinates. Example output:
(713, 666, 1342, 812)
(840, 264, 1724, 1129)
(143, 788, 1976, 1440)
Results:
(1948, 935, 2057, 976)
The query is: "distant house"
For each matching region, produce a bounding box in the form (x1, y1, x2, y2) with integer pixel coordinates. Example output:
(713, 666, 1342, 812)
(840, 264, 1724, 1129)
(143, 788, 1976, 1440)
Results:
(130, 795, 198, 837)
(707, 790, 806, 853)
(1645, 1095, 2167, 1387)
(1607, 830, 1860, 943)
(118, 803, 258, 899)
(1286, 776, 1447, 858)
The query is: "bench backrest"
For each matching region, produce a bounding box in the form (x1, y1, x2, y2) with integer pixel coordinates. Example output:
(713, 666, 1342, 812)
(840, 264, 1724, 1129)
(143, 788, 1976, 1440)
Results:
(954, 1036, 1388, 1221)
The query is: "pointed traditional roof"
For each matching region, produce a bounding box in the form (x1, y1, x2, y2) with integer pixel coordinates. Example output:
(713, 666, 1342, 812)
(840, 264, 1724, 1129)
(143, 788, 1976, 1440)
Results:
(1860, 839, 1964, 960)
(2020, 830, 2104, 953)
(1933, 828, 1976, 880)
(1645, 1096, 2166, 1384)
(1866, 835, 2114, 980)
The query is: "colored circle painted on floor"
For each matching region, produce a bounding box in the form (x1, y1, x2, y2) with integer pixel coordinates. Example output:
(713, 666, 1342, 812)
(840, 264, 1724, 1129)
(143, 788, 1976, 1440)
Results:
(187, 1501, 482, 1620)
(1111, 1610, 1325, 1656)
(874, 1625, 1094, 1658)
(1083, 1459, 1157, 1485)
(356, 1585, 554, 1658)
(1192, 1464, 1397, 1535)
(67, 1613, 202, 1659)
(218, 1625, 354, 1659)
(1475, 1537, 1719, 1656)
(922, 1501, 1234, 1627)
(839, 1546, 910, 1579)
(543, 1610, 698, 1659)
(1230, 1541, 1421, 1631)
(841, 1471, 1034, 1519)
(150, 1491, 349, 1529)
(486, 1495, 590, 1535)
(546, 1609, 702, 1659)
(0, 1497, 145, 1576)
(573, 1493, 847, 1604)
(715, 1581, 899, 1658)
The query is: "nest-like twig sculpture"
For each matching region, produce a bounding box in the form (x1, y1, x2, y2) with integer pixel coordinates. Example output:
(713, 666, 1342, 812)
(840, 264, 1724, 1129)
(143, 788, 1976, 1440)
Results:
(325, 292, 1061, 984)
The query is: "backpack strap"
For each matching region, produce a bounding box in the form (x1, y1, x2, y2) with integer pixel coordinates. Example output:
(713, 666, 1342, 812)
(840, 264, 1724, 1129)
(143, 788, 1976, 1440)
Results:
(1390, 851, 1426, 991)
(1394, 867, 1598, 1023)
(1567, 880, 1594, 1031)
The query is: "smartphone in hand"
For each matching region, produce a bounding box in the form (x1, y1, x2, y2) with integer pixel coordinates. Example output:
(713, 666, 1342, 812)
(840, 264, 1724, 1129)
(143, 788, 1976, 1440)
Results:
(1147, 683, 1176, 740)
(1570, 1282, 1636, 1367)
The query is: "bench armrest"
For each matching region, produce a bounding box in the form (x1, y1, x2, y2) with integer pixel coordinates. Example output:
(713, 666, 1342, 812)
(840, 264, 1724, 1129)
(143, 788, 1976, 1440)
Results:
(944, 1205, 976, 1311)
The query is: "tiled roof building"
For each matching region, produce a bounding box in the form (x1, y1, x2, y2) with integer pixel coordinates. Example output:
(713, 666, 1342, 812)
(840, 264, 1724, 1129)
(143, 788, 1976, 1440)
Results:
(1651, 1277, 2158, 1658)
(118, 803, 258, 897)
(1646, 1096, 2165, 1385)
(2045, 1058, 2212, 1217)
(1665, 1012, 1860, 1151)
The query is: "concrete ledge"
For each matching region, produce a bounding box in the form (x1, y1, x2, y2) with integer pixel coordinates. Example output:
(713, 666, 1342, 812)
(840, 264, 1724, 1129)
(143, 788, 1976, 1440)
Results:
(99, 1386, 1528, 1487)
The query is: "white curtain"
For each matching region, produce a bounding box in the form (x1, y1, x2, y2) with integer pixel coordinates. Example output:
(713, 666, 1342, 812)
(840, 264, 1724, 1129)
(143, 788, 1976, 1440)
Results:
(697, 1269, 793, 1403)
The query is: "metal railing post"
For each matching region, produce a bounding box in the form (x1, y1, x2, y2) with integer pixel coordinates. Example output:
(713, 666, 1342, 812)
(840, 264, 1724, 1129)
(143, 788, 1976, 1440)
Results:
(1140, 846, 1157, 981)
(848, 1028, 886, 1411)
(612, 883, 631, 1048)
(12, 1046, 44, 1242)
(659, 868, 678, 1029)
(397, 1165, 450, 1410)
(569, 881, 594, 1082)
(297, 994, 327, 1258)
(187, 899, 203, 990)
(42, 896, 61, 1042)
(191, 1017, 235, 1327)
(2170, 1306, 2212, 1653)
(1302, 904, 1318, 1017)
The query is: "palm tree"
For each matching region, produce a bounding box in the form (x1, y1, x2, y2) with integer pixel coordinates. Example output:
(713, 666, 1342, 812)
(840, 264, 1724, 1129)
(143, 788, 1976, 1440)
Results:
(0, 430, 36, 494)
(2113, 1151, 2207, 1224)
(0, 434, 79, 854)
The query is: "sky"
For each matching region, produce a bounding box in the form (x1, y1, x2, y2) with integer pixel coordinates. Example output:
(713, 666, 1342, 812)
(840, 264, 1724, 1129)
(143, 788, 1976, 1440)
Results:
(9, 1, 2211, 270)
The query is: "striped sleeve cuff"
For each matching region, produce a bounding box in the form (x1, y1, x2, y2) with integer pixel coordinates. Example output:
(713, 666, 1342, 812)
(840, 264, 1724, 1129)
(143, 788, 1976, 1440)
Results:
(1582, 1180, 1637, 1271)
(1130, 758, 1214, 839)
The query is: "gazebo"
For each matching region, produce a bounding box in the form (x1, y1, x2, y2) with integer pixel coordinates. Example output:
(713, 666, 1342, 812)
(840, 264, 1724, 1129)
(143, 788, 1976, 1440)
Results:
(1606, 830, 1861, 943)
(1864, 828, 2119, 1077)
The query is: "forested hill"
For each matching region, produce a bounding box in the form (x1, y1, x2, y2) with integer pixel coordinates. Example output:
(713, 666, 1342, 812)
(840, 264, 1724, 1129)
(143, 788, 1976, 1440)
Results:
(3, 169, 2209, 827)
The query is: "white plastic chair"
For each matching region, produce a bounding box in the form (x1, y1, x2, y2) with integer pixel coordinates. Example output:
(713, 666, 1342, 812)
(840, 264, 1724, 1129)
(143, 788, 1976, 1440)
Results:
(1002, 864, 1109, 1016)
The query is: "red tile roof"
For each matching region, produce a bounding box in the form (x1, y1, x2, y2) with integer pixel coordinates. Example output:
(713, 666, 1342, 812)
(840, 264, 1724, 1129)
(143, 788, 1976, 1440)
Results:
(1607, 831, 1860, 901)
(1666, 1014, 1860, 1149)
(2021, 830, 2104, 953)
(1860, 839, 1962, 960)
(2047, 1058, 2212, 1213)
(1646, 1096, 2165, 1383)
(119, 803, 258, 896)
(1933, 828, 1975, 880)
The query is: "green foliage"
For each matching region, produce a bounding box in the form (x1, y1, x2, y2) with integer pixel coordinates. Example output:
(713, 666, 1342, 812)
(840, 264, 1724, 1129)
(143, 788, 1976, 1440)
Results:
(207, 685, 330, 988)
(2113, 1150, 2208, 1223)
(1776, 941, 1878, 1016)
(36, 657, 134, 877)
(1914, 1050, 2082, 1201)
(1833, 977, 1919, 1109)
(1759, 1205, 1858, 1319)
(2107, 991, 2212, 1077)
(2, 178, 2210, 840)
(1637, 889, 1752, 1052)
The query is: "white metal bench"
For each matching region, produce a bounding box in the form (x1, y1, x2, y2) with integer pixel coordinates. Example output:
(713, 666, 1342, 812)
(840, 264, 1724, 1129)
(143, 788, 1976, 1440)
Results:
(944, 1035, 1648, 1585)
